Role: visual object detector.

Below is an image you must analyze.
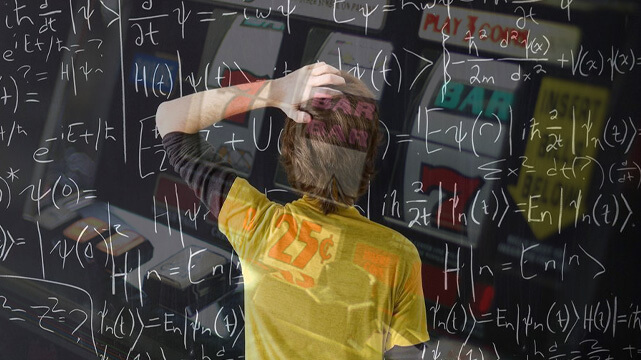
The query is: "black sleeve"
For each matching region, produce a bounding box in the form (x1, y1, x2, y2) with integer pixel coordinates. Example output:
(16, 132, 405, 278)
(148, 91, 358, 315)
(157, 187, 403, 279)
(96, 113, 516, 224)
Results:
(161, 131, 237, 221)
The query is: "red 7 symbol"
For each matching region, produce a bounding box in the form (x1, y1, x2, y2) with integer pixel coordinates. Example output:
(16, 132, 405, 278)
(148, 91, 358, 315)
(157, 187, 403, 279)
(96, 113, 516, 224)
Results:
(221, 69, 270, 126)
(420, 164, 483, 233)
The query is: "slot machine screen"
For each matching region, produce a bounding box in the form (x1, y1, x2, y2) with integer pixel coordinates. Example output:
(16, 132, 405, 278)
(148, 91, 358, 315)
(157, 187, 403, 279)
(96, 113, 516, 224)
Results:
(385, 52, 521, 247)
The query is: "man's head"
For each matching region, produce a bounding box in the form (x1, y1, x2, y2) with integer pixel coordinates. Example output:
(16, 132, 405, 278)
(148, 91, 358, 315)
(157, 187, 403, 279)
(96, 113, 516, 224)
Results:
(280, 71, 382, 214)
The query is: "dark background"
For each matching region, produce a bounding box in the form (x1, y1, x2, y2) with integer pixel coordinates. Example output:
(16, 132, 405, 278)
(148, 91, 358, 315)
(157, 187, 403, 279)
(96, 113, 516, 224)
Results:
(0, 0, 639, 359)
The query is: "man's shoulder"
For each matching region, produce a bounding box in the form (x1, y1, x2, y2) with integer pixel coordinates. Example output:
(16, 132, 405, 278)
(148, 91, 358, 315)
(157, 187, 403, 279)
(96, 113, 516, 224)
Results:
(227, 177, 280, 209)
(354, 217, 420, 258)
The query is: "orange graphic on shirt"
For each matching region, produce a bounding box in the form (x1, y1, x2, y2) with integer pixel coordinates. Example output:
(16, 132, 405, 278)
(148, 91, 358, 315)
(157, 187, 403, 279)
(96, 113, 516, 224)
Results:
(319, 235, 334, 263)
(264, 213, 339, 288)
(353, 243, 399, 286)
(242, 207, 258, 232)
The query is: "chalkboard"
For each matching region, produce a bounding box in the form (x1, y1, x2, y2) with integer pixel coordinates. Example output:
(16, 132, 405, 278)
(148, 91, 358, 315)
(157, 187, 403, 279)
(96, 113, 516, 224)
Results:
(0, 0, 640, 359)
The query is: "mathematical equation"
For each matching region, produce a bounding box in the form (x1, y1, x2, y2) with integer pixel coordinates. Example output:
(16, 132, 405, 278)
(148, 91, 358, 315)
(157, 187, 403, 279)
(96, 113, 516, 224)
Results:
(0, 275, 244, 360)
(0, 0, 639, 359)
(427, 296, 641, 360)
(95, 301, 245, 360)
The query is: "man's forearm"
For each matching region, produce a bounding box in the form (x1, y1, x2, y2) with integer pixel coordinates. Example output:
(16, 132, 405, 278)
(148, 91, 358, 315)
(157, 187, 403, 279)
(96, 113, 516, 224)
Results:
(155, 62, 346, 137)
(156, 80, 274, 138)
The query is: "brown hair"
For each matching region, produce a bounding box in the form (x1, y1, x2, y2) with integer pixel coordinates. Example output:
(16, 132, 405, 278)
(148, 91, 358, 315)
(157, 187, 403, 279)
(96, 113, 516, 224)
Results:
(280, 71, 382, 214)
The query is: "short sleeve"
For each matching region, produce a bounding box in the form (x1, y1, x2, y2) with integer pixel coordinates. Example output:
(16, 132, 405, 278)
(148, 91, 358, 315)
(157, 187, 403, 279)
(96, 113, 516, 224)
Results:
(386, 243, 429, 350)
(218, 177, 278, 258)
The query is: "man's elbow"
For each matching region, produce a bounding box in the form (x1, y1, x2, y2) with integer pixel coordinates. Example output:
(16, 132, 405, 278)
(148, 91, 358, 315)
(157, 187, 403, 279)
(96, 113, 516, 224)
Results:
(155, 101, 171, 138)
(156, 101, 186, 138)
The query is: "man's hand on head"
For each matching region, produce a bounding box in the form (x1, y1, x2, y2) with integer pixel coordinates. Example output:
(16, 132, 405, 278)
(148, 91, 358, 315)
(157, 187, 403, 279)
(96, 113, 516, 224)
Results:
(270, 62, 345, 123)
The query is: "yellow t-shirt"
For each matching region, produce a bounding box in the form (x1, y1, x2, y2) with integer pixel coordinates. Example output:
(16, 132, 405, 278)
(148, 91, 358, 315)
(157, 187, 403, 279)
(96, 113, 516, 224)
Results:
(218, 178, 429, 359)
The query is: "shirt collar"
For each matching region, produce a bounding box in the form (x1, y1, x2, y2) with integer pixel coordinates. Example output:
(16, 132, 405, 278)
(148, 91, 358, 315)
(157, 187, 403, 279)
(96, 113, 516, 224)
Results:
(296, 195, 362, 218)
